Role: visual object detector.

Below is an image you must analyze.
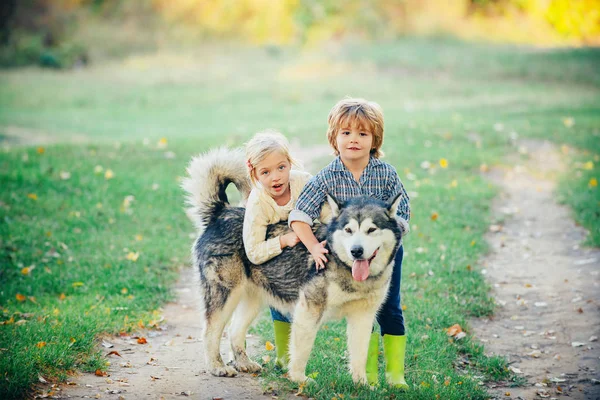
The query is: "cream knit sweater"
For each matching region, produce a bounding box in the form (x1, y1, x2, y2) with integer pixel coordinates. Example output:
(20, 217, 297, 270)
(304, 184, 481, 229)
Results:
(243, 170, 312, 265)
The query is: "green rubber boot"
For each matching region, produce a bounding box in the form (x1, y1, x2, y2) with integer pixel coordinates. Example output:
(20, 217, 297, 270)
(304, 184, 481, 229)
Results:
(366, 332, 380, 385)
(383, 334, 409, 390)
(273, 320, 291, 369)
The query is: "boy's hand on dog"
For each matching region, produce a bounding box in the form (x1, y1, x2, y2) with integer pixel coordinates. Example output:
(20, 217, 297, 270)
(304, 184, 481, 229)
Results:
(280, 232, 301, 249)
(310, 241, 328, 271)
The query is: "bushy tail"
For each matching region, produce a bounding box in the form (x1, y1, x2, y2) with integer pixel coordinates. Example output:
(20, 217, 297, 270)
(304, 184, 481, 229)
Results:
(181, 147, 251, 233)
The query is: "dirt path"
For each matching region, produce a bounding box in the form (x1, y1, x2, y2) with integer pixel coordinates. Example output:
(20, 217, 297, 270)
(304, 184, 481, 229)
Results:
(472, 140, 600, 400)
(52, 143, 332, 400)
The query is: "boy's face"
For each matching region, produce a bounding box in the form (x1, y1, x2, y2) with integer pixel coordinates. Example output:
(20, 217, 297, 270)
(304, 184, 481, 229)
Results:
(335, 121, 374, 165)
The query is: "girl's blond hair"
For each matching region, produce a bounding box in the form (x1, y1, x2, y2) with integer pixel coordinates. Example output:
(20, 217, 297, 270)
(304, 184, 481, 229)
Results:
(326, 98, 385, 158)
(245, 130, 300, 186)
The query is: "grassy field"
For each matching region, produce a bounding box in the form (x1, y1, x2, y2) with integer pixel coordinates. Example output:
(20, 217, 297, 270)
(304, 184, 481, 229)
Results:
(1, 37, 599, 399)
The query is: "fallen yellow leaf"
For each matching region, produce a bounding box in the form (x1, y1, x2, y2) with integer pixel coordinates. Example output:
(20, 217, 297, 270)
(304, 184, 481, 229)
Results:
(59, 293, 66, 301)
(121, 288, 128, 294)
(36, 341, 46, 348)
(27, 193, 38, 200)
(431, 212, 438, 221)
(562, 117, 575, 128)
(125, 252, 139, 262)
(265, 341, 275, 351)
(37, 147, 45, 154)
(135, 234, 143, 241)
(446, 324, 463, 337)
(16, 294, 26, 302)
(72, 282, 84, 288)
(589, 178, 597, 188)
(21, 266, 34, 275)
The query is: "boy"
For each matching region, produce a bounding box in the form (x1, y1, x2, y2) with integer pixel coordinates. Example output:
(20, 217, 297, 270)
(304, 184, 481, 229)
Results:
(289, 98, 410, 389)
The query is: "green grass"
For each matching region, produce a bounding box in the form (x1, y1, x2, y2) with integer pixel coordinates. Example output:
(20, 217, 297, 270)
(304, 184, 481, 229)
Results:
(1, 37, 599, 398)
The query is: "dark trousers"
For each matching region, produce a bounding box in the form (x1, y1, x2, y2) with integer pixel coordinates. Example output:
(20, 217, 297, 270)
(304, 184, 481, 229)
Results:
(376, 245, 405, 336)
(271, 245, 405, 336)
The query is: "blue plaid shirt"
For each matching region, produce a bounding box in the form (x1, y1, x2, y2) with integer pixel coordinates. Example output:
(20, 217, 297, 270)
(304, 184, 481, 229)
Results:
(289, 156, 410, 230)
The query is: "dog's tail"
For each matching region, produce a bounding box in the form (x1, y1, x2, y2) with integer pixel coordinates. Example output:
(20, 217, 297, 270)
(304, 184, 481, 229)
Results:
(181, 147, 251, 233)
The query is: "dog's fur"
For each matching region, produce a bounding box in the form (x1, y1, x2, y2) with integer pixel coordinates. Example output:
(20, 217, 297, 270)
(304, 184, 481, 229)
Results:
(182, 148, 402, 384)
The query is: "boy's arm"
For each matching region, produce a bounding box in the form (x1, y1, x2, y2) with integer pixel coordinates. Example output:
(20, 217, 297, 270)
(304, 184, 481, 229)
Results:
(289, 176, 329, 269)
(290, 221, 328, 270)
(387, 167, 411, 236)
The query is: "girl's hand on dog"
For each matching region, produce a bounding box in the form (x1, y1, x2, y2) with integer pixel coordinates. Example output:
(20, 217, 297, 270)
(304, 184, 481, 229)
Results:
(310, 241, 328, 271)
(280, 232, 301, 249)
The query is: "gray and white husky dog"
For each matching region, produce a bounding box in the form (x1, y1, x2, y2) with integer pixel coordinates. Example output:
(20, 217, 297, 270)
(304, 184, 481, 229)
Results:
(182, 148, 402, 384)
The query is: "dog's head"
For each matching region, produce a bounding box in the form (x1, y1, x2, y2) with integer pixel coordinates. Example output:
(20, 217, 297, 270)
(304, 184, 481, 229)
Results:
(326, 194, 403, 281)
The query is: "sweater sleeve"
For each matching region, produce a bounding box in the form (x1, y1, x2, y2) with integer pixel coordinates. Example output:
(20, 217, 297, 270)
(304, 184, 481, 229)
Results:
(243, 193, 283, 265)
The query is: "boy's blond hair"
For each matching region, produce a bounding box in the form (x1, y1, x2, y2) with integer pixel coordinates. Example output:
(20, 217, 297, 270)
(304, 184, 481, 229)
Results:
(326, 98, 385, 158)
(245, 130, 300, 186)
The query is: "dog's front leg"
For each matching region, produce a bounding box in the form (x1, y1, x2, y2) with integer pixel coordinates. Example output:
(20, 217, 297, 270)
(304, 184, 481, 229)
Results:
(346, 309, 378, 385)
(288, 292, 324, 383)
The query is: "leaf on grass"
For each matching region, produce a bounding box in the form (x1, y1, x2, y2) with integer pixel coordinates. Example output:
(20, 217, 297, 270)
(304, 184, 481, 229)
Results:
(439, 158, 448, 168)
(589, 178, 597, 188)
(59, 293, 66, 301)
(107, 351, 122, 357)
(37, 147, 45, 154)
(36, 341, 46, 348)
(72, 282, 84, 288)
(121, 288, 128, 295)
(21, 265, 35, 275)
(125, 252, 139, 262)
(157, 138, 168, 149)
(479, 164, 489, 173)
(562, 117, 575, 128)
(430, 212, 438, 221)
(95, 369, 107, 377)
(445, 324, 463, 337)
(265, 341, 274, 351)
(27, 193, 38, 200)
(135, 234, 143, 241)
(16, 294, 26, 302)
(137, 337, 148, 344)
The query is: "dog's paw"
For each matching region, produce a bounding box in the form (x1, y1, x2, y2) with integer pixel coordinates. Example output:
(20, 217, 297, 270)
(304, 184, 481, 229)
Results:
(351, 372, 369, 386)
(233, 359, 262, 373)
(210, 365, 238, 377)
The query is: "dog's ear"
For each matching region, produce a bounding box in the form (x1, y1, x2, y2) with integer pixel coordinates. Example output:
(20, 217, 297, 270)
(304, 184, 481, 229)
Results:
(326, 194, 343, 217)
(387, 192, 403, 218)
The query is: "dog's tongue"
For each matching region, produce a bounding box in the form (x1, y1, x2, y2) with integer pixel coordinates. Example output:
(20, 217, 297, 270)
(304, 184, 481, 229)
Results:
(352, 260, 370, 281)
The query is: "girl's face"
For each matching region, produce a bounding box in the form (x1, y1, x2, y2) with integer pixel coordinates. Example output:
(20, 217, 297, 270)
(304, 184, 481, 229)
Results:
(254, 151, 292, 203)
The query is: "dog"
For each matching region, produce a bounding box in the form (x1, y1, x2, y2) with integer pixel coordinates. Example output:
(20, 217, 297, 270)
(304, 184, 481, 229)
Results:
(181, 148, 402, 384)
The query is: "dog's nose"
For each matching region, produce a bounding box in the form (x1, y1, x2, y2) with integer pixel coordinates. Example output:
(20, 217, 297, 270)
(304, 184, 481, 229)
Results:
(350, 246, 364, 259)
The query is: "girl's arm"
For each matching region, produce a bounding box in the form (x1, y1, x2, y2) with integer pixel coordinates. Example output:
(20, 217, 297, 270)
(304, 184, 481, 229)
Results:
(243, 196, 284, 265)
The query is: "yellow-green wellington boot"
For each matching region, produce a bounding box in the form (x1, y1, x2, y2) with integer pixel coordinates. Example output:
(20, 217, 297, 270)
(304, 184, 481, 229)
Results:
(383, 334, 409, 390)
(366, 332, 380, 385)
(273, 320, 291, 369)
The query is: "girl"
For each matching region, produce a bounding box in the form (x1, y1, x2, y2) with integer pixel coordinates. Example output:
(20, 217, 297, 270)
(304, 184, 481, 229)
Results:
(243, 130, 311, 368)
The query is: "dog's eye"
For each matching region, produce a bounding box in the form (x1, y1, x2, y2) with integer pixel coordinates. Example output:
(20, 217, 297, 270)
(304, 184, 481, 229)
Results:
(345, 227, 353, 234)
(367, 227, 377, 234)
